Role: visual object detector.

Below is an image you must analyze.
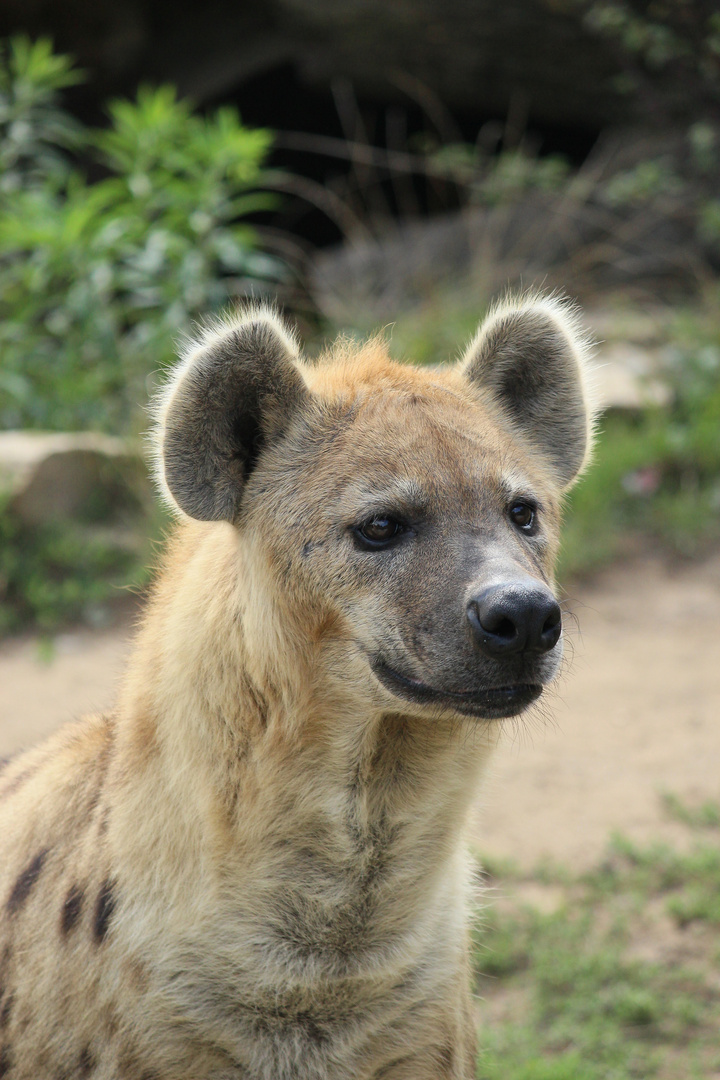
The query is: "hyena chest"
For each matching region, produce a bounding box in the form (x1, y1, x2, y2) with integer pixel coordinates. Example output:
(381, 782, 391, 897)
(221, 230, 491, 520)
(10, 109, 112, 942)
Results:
(151, 915, 429, 1080)
(149, 832, 436, 1077)
(157, 943, 433, 1080)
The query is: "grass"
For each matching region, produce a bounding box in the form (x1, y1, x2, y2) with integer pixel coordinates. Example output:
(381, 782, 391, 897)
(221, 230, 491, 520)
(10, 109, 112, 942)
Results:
(473, 795, 720, 1079)
(661, 792, 720, 831)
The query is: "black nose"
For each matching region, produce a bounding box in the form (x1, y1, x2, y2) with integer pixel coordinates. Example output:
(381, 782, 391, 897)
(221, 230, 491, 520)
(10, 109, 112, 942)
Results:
(467, 584, 562, 658)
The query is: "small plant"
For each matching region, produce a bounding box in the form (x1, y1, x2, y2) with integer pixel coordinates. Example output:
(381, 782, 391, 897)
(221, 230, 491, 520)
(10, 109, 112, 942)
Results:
(0, 35, 82, 191)
(0, 36, 283, 434)
(0, 36, 289, 633)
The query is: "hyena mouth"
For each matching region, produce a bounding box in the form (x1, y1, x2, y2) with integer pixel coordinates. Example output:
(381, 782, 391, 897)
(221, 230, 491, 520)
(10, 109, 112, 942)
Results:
(373, 662, 543, 719)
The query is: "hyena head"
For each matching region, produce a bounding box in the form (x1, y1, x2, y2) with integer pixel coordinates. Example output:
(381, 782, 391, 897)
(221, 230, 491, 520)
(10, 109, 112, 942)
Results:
(155, 297, 594, 721)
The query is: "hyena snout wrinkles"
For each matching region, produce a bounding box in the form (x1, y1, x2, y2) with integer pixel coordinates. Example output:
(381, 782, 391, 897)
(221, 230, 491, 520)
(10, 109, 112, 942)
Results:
(0, 293, 594, 1080)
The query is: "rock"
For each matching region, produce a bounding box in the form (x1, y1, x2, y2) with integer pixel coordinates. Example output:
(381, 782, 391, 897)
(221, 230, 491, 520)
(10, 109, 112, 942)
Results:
(0, 431, 150, 528)
(584, 306, 675, 411)
(588, 343, 671, 412)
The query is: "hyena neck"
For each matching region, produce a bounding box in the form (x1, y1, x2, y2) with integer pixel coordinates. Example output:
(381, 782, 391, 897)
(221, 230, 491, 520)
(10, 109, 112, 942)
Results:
(116, 522, 492, 887)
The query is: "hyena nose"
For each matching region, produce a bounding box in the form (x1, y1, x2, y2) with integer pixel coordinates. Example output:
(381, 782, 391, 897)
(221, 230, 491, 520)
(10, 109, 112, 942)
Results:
(467, 584, 562, 658)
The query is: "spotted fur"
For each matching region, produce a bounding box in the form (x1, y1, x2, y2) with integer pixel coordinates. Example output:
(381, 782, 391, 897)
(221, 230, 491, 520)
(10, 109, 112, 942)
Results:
(0, 295, 594, 1078)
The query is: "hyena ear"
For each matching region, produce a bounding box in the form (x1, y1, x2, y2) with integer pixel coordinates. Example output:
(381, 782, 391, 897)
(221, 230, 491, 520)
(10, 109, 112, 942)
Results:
(154, 308, 309, 521)
(461, 296, 595, 488)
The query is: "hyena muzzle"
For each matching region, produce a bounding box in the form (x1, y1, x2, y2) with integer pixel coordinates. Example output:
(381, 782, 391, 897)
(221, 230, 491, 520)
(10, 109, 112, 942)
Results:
(0, 295, 594, 1080)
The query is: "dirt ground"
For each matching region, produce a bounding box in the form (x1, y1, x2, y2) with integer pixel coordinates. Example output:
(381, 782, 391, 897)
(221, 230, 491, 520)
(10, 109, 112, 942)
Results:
(2, 554, 719, 871)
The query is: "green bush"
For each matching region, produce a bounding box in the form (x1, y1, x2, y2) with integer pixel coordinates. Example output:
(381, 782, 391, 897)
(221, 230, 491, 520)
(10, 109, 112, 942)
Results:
(0, 36, 283, 434)
(0, 488, 163, 635)
(560, 309, 720, 575)
(427, 144, 571, 206)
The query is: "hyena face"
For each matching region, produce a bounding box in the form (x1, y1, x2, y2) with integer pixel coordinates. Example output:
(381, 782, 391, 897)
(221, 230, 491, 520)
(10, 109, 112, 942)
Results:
(156, 297, 593, 722)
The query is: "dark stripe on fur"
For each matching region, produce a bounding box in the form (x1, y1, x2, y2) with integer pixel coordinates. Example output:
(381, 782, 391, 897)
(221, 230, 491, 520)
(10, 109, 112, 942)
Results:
(0, 764, 37, 803)
(93, 881, 116, 942)
(78, 1046, 95, 1075)
(0, 1045, 12, 1077)
(61, 885, 84, 936)
(0, 993, 12, 1030)
(7, 850, 49, 913)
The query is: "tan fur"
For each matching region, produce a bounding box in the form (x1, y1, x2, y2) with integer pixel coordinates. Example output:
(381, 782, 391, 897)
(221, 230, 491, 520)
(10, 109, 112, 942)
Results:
(0, 296, 594, 1079)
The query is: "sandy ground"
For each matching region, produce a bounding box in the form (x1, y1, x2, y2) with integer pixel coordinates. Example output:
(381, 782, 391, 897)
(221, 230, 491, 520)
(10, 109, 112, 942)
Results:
(2, 554, 719, 870)
(475, 552, 720, 868)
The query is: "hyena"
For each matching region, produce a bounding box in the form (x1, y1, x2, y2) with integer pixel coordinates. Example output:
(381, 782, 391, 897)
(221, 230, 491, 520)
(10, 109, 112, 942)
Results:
(0, 295, 594, 1079)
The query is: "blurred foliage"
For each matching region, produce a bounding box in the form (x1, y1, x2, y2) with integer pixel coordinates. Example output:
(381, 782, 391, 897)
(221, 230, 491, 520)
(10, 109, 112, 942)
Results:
(0, 36, 283, 433)
(561, 306, 720, 575)
(604, 830, 720, 928)
(573, 0, 720, 112)
(661, 791, 720, 830)
(421, 121, 720, 274)
(0, 488, 165, 635)
(406, 1, 720, 293)
(559, 1, 720, 261)
(0, 35, 82, 189)
(427, 145, 571, 206)
(0, 35, 286, 633)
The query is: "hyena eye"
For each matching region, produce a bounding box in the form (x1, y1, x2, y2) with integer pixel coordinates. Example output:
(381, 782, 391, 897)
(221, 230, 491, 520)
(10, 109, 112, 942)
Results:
(509, 501, 537, 533)
(354, 516, 406, 549)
